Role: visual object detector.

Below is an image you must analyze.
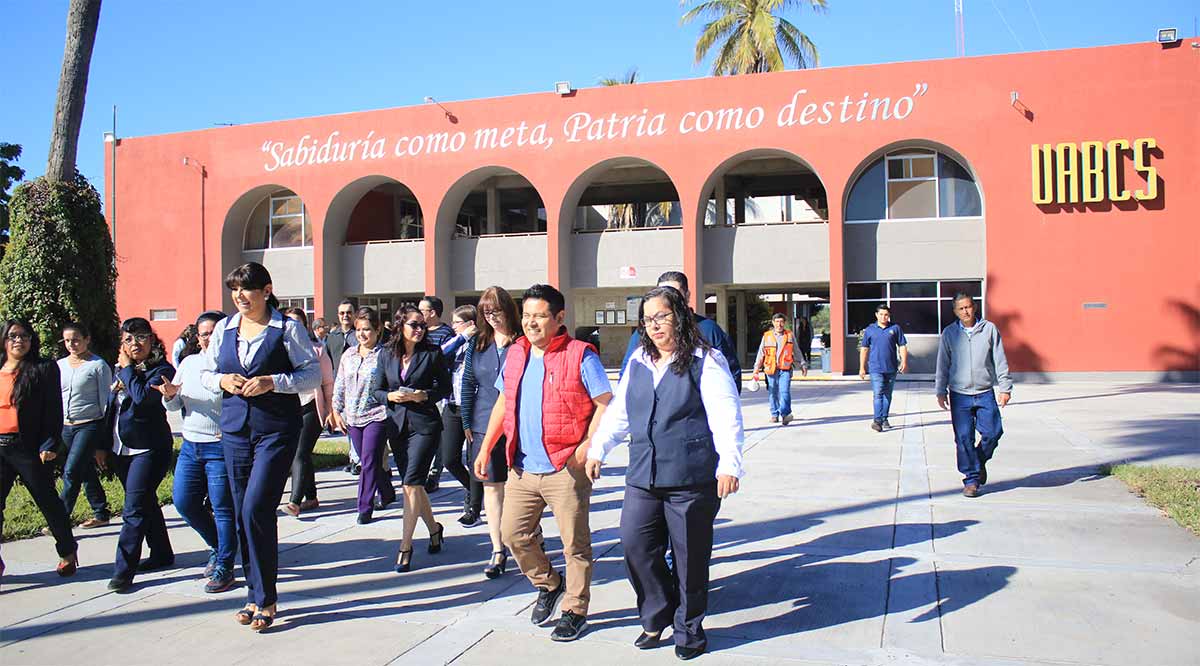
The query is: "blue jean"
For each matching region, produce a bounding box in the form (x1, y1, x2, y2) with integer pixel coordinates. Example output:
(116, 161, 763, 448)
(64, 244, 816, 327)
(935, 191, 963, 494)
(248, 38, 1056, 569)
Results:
(949, 390, 1003, 485)
(173, 439, 237, 571)
(765, 370, 793, 417)
(870, 372, 897, 423)
(60, 421, 110, 520)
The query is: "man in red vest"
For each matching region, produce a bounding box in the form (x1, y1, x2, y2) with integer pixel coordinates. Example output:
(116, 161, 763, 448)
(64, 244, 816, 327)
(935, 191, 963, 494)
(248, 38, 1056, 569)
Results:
(752, 313, 807, 425)
(473, 284, 613, 642)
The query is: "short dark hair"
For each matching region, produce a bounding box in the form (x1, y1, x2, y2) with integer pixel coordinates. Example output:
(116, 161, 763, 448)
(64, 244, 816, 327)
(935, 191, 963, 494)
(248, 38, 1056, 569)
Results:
(62, 321, 90, 339)
(772, 313, 786, 321)
(337, 299, 355, 310)
(952, 292, 975, 305)
(197, 310, 225, 327)
(355, 306, 381, 330)
(875, 303, 891, 313)
(120, 317, 168, 367)
(224, 262, 280, 310)
(522, 284, 566, 315)
(420, 295, 444, 317)
(656, 271, 689, 294)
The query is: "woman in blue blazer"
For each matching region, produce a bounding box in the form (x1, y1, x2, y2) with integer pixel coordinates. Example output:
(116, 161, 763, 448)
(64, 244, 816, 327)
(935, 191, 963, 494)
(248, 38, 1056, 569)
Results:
(372, 305, 451, 573)
(95, 317, 177, 593)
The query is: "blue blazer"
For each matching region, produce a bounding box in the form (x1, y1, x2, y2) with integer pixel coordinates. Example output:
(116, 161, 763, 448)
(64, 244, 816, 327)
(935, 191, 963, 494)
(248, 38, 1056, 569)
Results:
(371, 344, 451, 436)
(105, 361, 175, 453)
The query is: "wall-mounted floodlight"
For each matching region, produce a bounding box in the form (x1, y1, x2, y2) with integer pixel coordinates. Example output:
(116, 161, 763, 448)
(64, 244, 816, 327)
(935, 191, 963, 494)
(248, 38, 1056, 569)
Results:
(1157, 28, 1179, 44)
(554, 81, 573, 96)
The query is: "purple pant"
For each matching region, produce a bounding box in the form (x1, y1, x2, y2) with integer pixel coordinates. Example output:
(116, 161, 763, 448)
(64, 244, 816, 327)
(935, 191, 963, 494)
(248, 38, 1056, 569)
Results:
(349, 421, 389, 514)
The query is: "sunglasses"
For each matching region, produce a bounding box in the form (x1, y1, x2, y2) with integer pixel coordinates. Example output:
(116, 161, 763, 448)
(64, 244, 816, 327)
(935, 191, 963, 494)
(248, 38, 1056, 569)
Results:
(404, 321, 427, 330)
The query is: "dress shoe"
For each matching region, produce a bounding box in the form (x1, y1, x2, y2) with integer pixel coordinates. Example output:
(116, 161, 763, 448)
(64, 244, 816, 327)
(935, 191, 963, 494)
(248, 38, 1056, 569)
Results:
(107, 576, 133, 593)
(781, 414, 794, 426)
(299, 499, 320, 511)
(80, 517, 110, 529)
(962, 483, 981, 498)
(374, 498, 392, 511)
(634, 630, 663, 649)
(675, 645, 706, 660)
(871, 420, 883, 432)
(978, 458, 988, 486)
(769, 416, 779, 423)
(357, 511, 373, 525)
(137, 555, 175, 572)
(424, 472, 440, 494)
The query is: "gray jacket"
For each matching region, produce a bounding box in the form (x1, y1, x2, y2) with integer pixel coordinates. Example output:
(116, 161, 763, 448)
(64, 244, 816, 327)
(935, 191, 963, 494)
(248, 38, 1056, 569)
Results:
(934, 319, 1014, 396)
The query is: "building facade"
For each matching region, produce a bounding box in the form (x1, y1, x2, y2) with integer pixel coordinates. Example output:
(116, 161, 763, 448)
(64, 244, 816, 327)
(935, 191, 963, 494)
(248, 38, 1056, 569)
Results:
(105, 41, 1198, 378)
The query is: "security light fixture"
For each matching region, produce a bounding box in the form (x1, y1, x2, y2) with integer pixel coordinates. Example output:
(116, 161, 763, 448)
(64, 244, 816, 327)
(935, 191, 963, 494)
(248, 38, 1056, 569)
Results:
(1157, 28, 1178, 44)
(103, 131, 116, 143)
(555, 81, 573, 96)
(424, 95, 457, 122)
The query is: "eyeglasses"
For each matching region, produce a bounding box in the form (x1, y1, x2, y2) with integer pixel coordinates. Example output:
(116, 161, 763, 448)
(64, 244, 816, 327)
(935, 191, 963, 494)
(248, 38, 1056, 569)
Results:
(405, 321, 427, 330)
(5, 333, 30, 342)
(641, 313, 675, 328)
(197, 331, 213, 338)
(121, 334, 152, 344)
(337, 310, 354, 317)
(481, 309, 502, 319)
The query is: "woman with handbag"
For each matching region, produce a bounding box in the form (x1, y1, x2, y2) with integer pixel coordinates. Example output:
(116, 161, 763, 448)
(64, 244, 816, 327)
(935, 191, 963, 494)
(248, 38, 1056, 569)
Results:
(0, 319, 79, 585)
(95, 317, 177, 593)
(372, 305, 451, 573)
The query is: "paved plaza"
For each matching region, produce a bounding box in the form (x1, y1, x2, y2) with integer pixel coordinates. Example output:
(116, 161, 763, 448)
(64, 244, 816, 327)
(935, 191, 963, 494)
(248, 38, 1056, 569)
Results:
(1, 381, 1197, 666)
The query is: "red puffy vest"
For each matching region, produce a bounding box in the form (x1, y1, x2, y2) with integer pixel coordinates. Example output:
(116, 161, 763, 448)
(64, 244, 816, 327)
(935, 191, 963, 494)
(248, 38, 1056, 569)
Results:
(502, 328, 597, 471)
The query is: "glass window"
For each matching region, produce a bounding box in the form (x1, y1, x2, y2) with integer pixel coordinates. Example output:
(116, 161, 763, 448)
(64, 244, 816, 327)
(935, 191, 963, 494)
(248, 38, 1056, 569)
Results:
(245, 192, 310, 249)
(890, 281, 937, 298)
(887, 179, 937, 218)
(270, 215, 304, 247)
(244, 204, 270, 250)
(846, 282, 885, 300)
(846, 159, 886, 221)
(889, 300, 939, 334)
(848, 302, 879, 336)
(937, 154, 982, 217)
(941, 280, 982, 298)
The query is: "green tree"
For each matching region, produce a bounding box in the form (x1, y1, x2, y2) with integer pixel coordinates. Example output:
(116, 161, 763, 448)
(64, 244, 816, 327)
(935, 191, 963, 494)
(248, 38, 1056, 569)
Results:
(0, 143, 26, 257)
(0, 174, 120, 360)
(597, 68, 678, 229)
(681, 0, 826, 75)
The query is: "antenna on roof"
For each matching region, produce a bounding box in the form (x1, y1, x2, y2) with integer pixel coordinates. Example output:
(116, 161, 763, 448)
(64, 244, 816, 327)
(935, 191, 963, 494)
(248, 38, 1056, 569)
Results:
(955, 0, 966, 57)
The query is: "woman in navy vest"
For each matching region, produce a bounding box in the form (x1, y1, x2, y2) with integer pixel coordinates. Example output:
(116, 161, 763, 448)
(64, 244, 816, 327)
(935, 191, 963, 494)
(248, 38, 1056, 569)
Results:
(460, 286, 521, 579)
(96, 317, 177, 592)
(201, 263, 320, 631)
(371, 305, 451, 573)
(586, 286, 744, 661)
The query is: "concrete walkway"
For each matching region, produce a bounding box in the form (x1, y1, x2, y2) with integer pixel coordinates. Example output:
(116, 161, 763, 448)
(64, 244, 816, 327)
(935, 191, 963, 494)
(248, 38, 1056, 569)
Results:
(1, 382, 1197, 666)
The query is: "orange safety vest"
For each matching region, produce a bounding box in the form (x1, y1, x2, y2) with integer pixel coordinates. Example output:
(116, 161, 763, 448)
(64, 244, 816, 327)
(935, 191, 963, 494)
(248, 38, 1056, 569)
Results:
(761, 329, 795, 374)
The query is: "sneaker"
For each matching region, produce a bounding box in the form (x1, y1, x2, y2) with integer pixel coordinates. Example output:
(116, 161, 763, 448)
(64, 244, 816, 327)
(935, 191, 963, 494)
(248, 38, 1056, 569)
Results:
(530, 576, 565, 626)
(962, 483, 981, 498)
(351, 463, 362, 476)
(458, 507, 480, 527)
(781, 414, 794, 426)
(80, 517, 110, 529)
(203, 551, 219, 578)
(870, 421, 883, 432)
(550, 610, 588, 642)
(205, 567, 235, 593)
(882, 419, 892, 430)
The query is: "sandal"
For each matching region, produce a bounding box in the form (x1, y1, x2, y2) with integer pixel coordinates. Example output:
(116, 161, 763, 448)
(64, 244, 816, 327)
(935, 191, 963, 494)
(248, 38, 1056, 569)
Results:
(395, 548, 413, 573)
(483, 550, 507, 579)
(428, 522, 445, 554)
(235, 606, 256, 625)
(250, 605, 276, 632)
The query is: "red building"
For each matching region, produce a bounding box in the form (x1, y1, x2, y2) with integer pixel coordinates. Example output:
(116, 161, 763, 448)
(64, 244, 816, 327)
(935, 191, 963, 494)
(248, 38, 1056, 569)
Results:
(105, 40, 1198, 378)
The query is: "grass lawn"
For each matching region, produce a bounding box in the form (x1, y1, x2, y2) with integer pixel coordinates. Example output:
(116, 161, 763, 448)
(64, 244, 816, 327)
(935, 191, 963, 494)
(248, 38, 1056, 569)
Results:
(2, 437, 351, 542)
(1109, 464, 1200, 535)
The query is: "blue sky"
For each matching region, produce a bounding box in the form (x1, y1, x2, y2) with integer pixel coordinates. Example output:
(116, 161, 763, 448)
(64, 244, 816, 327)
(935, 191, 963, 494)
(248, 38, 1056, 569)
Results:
(4, 1, 1196, 192)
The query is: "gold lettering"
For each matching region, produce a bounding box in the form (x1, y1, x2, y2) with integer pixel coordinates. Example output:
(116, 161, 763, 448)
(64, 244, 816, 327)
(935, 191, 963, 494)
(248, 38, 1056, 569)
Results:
(1132, 137, 1158, 201)
(1106, 139, 1131, 201)
(1031, 143, 1053, 204)
(1055, 143, 1079, 204)
(1079, 141, 1104, 203)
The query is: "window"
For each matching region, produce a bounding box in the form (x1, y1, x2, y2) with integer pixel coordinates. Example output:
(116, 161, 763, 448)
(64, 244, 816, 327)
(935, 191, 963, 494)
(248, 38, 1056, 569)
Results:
(244, 192, 311, 250)
(846, 280, 984, 335)
(846, 150, 981, 221)
(277, 296, 315, 323)
(355, 296, 395, 322)
(149, 309, 177, 321)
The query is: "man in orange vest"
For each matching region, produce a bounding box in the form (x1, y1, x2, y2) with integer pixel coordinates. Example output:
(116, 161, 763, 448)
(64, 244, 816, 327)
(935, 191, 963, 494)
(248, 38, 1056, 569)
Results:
(752, 313, 808, 425)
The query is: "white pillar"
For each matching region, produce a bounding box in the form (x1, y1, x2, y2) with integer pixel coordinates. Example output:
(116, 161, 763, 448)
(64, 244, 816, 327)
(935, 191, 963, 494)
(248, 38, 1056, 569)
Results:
(486, 182, 499, 235)
(734, 291, 748, 367)
(715, 179, 727, 226)
(715, 286, 729, 331)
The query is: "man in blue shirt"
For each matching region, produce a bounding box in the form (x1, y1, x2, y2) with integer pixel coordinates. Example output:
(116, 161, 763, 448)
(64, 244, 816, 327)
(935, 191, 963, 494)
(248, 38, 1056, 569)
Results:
(859, 304, 908, 431)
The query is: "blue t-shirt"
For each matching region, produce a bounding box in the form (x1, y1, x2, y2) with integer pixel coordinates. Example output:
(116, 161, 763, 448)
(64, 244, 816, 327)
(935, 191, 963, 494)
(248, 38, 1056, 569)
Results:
(495, 348, 612, 473)
(862, 324, 907, 374)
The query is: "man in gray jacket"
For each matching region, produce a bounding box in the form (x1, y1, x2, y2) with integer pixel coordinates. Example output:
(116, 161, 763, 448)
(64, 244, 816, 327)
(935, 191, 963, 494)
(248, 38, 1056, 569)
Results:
(935, 293, 1013, 497)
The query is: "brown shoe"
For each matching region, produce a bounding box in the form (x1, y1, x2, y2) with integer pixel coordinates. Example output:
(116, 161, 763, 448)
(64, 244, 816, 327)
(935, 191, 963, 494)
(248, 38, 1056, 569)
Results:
(299, 499, 320, 511)
(80, 517, 110, 529)
(769, 416, 779, 423)
(56, 553, 79, 577)
(962, 484, 981, 498)
(781, 414, 794, 426)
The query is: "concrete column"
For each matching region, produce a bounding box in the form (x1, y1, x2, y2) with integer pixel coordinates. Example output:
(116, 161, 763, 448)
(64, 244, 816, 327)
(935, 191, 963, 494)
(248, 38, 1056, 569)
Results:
(486, 183, 499, 235)
(734, 188, 746, 226)
(734, 290, 748, 368)
(715, 286, 729, 331)
(714, 179, 727, 226)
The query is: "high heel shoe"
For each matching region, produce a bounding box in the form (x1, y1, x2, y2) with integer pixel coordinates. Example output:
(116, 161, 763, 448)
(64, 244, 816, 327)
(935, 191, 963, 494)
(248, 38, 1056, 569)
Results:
(428, 522, 445, 554)
(483, 550, 507, 579)
(56, 553, 79, 577)
(395, 548, 413, 573)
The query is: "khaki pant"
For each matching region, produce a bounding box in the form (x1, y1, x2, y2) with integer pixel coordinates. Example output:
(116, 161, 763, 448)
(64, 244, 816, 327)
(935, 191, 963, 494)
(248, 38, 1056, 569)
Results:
(501, 463, 593, 615)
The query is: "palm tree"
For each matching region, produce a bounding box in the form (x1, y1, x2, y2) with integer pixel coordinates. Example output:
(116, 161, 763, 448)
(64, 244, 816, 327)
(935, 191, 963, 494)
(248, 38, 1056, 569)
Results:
(598, 67, 640, 87)
(47, 0, 102, 182)
(681, 0, 826, 75)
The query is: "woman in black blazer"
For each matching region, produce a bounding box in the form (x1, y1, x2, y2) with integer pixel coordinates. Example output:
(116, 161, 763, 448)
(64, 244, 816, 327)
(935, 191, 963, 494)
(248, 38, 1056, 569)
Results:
(0, 319, 79, 583)
(372, 305, 451, 573)
(95, 317, 176, 592)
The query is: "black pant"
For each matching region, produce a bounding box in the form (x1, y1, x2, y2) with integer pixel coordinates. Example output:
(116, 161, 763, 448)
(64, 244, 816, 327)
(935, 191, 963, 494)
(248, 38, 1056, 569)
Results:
(620, 482, 720, 650)
(436, 405, 480, 510)
(0, 444, 77, 558)
(113, 448, 174, 580)
(289, 402, 320, 504)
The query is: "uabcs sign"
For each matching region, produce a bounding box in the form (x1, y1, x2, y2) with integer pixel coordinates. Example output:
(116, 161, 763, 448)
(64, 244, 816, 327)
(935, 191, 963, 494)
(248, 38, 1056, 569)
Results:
(1031, 138, 1159, 205)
